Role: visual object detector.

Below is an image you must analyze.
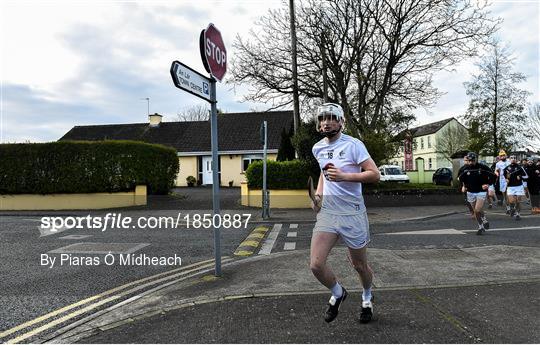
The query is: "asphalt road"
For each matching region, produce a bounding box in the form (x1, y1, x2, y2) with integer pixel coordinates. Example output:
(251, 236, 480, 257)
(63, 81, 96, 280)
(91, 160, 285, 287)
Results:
(0, 210, 254, 332)
(2, 207, 538, 334)
(268, 211, 540, 254)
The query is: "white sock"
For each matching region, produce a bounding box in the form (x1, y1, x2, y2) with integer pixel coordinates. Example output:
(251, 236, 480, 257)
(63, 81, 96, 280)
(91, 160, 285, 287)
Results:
(331, 282, 343, 298)
(362, 287, 372, 302)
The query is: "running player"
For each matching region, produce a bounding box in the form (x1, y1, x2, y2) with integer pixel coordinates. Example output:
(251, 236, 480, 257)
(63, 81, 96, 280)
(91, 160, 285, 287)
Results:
(521, 158, 531, 204)
(527, 159, 540, 214)
(495, 150, 511, 212)
(310, 103, 380, 323)
(457, 152, 496, 235)
(504, 155, 529, 220)
(457, 156, 475, 215)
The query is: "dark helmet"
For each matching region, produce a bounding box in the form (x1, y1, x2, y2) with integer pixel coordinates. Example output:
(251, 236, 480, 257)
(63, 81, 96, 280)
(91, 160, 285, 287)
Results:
(465, 152, 477, 161)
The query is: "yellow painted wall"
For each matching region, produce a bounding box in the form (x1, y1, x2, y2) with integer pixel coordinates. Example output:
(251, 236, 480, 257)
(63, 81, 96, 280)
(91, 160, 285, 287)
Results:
(221, 155, 243, 187)
(241, 182, 311, 208)
(0, 185, 146, 210)
(176, 156, 198, 186)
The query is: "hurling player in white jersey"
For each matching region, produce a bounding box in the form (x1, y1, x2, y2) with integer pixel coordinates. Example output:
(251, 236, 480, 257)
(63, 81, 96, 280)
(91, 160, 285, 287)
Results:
(495, 150, 511, 213)
(310, 103, 380, 324)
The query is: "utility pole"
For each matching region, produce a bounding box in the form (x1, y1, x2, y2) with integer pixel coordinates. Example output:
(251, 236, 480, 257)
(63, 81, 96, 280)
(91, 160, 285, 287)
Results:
(289, 0, 300, 133)
(140, 97, 150, 116)
(321, 32, 328, 103)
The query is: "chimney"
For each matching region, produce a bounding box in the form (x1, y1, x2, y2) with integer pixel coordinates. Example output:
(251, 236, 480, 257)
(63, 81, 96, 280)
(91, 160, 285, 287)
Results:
(148, 113, 163, 127)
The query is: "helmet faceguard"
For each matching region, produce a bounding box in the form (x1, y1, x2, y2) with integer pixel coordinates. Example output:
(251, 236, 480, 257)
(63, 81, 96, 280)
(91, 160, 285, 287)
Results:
(465, 152, 477, 162)
(316, 103, 345, 138)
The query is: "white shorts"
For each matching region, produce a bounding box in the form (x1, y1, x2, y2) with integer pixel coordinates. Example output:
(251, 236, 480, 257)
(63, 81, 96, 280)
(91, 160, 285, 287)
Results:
(499, 179, 507, 192)
(467, 191, 487, 203)
(314, 211, 370, 249)
(488, 185, 495, 192)
(507, 185, 525, 196)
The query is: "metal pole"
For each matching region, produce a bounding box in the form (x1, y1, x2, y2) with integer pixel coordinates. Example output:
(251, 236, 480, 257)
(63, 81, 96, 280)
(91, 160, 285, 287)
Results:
(140, 97, 150, 116)
(262, 121, 269, 219)
(210, 78, 221, 276)
(321, 34, 328, 102)
(289, 0, 300, 134)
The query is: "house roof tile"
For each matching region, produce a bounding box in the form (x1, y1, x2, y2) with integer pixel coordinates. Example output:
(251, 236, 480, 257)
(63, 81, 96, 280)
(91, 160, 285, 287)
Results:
(59, 111, 293, 153)
(409, 118, 455, 137)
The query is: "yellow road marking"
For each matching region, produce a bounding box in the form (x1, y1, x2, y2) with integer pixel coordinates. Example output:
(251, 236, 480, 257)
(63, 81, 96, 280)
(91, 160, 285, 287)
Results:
(6, 259, 231, 344)
(232, 225, 270, 257)
(0, 257, 230, 340)
(233, 250, 253, 256)
(246, 233, 265, 239)
(239, 240, 260, 247)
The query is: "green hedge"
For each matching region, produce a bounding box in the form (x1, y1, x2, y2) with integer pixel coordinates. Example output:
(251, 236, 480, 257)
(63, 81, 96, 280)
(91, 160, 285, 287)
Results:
(245, 160, 461, 194)
(0, 141, 179, 195)
(245, 160, 314, 189)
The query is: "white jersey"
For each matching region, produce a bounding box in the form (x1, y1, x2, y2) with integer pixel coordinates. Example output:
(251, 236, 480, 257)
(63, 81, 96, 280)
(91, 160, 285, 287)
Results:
(312, 133, 370, 215)
(495, 160, 510, 177)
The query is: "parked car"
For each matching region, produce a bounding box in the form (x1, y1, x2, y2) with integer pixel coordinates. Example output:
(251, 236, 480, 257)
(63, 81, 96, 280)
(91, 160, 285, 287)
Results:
(378, 165, 410, 183)
(432, 167, 453, 186)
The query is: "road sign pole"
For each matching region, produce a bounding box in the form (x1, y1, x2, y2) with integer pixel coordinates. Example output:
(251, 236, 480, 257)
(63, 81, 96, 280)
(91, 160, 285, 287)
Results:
(210, 78, 221, 276)
(262, 121, 269, 219)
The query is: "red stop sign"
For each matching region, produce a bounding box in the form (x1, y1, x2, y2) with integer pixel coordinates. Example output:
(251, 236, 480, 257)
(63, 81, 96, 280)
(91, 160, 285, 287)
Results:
(200, 23, 227, 82)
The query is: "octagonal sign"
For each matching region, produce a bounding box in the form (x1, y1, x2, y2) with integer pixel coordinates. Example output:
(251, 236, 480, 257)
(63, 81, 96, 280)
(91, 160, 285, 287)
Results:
(200, 23, 227, 82)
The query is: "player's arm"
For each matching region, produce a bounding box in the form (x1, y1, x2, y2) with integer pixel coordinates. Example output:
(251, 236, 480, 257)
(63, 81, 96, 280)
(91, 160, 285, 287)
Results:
(521, 167, 528, 181)
(327, 158, 379, 183)
(316, 172, 324, 196)
(458, 168, 467, 192)
(482, 165, 496, 186)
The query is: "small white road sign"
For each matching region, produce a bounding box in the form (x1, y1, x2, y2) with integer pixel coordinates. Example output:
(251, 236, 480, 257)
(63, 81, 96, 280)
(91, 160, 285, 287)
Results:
(170, 61, 211, 102)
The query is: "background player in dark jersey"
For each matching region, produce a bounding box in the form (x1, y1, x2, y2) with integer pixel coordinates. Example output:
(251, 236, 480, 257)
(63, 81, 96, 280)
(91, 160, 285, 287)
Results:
(458, 152, 496, 235)
(527, 159, 540, 214)
(457, 156, 475, 216)
(504, 155, 529, 220)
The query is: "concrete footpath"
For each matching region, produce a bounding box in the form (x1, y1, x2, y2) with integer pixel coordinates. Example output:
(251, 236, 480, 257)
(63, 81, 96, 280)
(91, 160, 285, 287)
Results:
(34, 204, 540, 344)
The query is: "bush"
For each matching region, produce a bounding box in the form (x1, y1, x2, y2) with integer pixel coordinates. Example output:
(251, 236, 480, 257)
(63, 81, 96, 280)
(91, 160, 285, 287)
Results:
(363, 182, 458, 195)
(276, 124, 296, 161)
(245, 160, 312, 189)
(0, 141, 179, 195)
(186, 176, 196, 186)
(291, 119, 323, 180)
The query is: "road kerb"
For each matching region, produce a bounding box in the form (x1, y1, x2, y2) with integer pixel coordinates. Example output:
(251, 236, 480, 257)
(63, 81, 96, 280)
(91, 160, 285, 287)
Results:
(1, 257, 232, 344)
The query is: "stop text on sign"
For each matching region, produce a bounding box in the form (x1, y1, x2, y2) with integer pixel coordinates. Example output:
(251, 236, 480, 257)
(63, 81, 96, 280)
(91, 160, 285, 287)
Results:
(205, 38, 226, 67)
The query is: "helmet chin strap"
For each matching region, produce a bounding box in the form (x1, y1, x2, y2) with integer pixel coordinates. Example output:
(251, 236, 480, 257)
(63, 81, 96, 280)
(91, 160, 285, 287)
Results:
(321, 125, 342, 138)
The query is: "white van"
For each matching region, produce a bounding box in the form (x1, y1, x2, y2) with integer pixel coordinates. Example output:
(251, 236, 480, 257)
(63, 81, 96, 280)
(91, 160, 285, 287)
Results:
(378, 165, 410, 183)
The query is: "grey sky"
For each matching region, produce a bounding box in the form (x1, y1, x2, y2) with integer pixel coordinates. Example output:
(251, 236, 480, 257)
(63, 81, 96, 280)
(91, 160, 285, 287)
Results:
(1, 1, 538, 145)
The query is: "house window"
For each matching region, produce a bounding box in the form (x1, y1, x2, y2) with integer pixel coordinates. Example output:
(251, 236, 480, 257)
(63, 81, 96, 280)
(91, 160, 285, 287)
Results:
(428, 158, 432, 169)
(428, 136, 431, 148)
(242, 154, 263, 172)
(413, 139, 417, 151)
(401, 161, 404, 170)
(420, 138, 424, 150)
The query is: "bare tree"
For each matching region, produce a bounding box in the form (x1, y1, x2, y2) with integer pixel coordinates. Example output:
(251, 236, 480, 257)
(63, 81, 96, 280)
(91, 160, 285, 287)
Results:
(462, 39, 531, 155)
(435, 125, 469, 162)
(176, 105, 210, 122)
(230, 0, 499, 142)
(528, 103, 540, 148)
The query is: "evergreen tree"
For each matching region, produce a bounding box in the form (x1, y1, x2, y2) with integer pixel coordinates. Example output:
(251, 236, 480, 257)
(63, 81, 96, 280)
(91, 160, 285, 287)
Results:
(276, 125, 296, 161)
